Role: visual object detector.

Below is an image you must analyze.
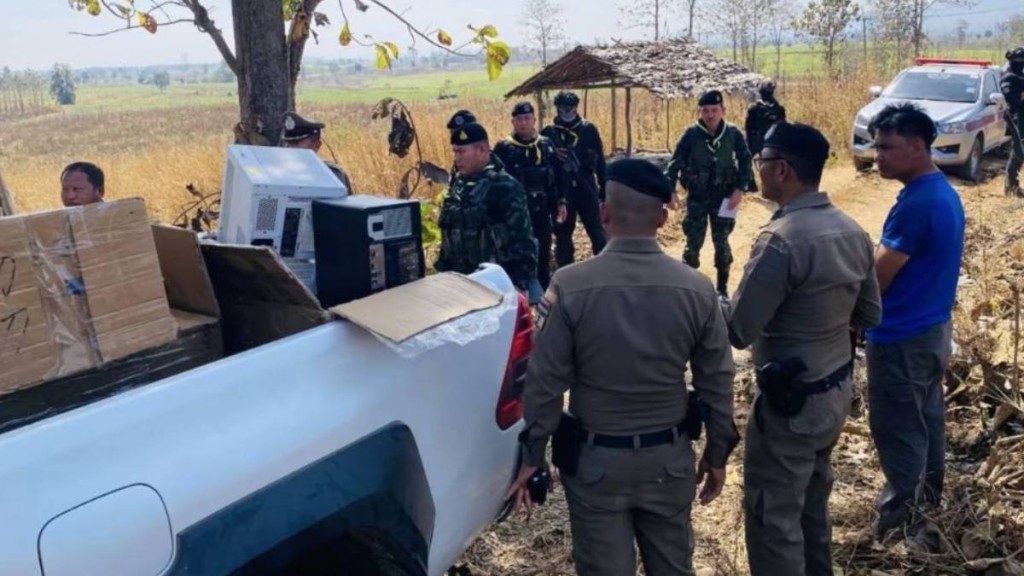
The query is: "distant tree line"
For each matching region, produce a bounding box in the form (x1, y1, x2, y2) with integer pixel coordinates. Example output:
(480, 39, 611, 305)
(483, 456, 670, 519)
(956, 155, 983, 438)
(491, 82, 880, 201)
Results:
(0, 67, 50, 116)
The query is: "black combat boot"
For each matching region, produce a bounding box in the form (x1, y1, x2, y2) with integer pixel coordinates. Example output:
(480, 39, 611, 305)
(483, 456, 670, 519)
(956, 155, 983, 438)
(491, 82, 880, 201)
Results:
(716, 267, 729, 298)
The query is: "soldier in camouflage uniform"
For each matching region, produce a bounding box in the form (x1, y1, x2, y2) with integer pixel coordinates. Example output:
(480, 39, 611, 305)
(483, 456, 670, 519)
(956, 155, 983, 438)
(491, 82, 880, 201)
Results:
(495, 101, 568, 301)
(435, 122, 538, 293)
(745, 79, 786, 193)
(542, 91, 608, 267)
(666, 90, 753, 299)
(1002, 47, 1024, 197)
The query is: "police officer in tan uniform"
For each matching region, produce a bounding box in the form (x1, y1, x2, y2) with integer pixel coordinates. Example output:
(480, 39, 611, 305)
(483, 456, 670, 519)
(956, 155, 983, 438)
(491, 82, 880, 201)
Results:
(281, 111, 355, 193)
(507, 158, 739, 576)
(727, 123, 882, 575)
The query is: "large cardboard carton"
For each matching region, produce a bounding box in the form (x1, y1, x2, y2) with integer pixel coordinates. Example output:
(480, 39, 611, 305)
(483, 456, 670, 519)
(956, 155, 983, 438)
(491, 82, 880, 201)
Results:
(0, 199, 178, 395)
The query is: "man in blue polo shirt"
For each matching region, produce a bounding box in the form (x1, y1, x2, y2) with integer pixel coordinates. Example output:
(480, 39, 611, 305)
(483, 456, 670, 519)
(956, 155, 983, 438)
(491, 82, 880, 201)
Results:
(866, 103, 965, 548)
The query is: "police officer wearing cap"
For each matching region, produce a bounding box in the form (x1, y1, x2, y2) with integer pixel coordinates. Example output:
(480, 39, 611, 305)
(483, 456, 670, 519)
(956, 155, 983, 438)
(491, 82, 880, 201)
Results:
(281, 111, 354, 193)
(666, 89, 753, 300)
(508, 158, 739, 576)
(727, 122, 881, 575)
(435, 122, 538, 293)
(494, 101, 568, 302)
(1001, 47, 1024, 197)
(745, 79, 787, 191)
(446, 109, 478, 180)
(541, 90, 608, 267)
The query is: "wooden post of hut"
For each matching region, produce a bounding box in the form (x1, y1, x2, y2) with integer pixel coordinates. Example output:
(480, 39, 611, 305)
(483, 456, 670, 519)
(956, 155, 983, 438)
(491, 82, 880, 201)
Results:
(665, 100, 672, 151)
(625, 87, 633, 157)
(0, 171, 15, 217)
(610, 86, 618, 153)
(583, 89, 589, 118)
(534, 90, 546, 127)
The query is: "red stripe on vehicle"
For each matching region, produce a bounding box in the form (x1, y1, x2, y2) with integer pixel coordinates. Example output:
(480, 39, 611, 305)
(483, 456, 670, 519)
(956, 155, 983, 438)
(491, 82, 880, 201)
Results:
(966, 114, 995, 132)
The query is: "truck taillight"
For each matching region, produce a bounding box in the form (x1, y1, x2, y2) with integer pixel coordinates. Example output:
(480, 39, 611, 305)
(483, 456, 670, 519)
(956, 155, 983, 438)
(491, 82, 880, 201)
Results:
(496, 292, 534, 430)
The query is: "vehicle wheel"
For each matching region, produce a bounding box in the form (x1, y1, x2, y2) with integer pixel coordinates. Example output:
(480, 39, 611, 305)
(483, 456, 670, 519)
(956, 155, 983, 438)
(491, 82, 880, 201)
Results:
(853, 157, 873, 172)
(957, 136, 983, 182)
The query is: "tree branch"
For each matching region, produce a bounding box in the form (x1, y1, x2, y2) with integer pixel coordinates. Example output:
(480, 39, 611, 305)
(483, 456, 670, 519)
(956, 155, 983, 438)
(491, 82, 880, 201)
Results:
(183, 0, 239, 76)
(69, 18, 195, 37)
(363, 0, 477, 57)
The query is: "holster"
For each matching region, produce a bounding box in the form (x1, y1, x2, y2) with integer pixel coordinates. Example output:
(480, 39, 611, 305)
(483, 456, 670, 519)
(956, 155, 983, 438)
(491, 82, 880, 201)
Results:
(685, 392, 709, 441)
(755, 357, 809, 418)
(552, 411, 584, 477)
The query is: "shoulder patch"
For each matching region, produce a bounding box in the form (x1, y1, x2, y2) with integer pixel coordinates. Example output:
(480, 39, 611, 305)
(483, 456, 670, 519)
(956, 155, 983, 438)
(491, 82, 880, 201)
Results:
(535, 287, 557, 331)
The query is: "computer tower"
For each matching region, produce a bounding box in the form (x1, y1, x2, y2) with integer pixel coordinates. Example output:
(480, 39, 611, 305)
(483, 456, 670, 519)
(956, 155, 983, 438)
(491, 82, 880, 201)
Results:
(218, 144, 347, 260)
(312, 196, 425, 307)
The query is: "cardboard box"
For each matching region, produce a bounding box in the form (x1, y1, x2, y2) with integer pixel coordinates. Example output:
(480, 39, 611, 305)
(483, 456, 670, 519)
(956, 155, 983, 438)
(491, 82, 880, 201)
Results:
(0, 224, 224, 433)
(0, 199, 178, 396)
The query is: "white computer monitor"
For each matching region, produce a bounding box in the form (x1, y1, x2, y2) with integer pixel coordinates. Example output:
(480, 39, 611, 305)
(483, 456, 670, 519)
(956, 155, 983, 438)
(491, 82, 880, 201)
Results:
(218, 144, 348, 259)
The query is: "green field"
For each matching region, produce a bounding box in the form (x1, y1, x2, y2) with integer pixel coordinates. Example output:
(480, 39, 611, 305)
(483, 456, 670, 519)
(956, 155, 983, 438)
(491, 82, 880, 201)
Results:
(62, 64, 541, 114)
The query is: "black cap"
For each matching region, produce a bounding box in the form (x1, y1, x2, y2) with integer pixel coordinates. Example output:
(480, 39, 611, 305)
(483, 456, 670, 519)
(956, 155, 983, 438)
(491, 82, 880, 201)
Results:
(759, 79, 777, 93)
(447, 109, 477, 130)
(1008, 47, 1024, 62)
(763, 122, 831, 167)
(281, 111, 324, 141)
(553, 91, 580, 107)
(451, 122, 489, 146)
(512, 101, 535, 117)
(698, 90, 724, 107)
(606, 158, 674, 203)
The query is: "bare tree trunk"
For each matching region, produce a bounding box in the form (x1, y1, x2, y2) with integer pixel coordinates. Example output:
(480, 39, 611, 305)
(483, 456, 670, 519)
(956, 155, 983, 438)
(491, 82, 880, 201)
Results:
(655, 0, 661, 41)
(232, 0, 291, 145)
(688, 1, 696, 38)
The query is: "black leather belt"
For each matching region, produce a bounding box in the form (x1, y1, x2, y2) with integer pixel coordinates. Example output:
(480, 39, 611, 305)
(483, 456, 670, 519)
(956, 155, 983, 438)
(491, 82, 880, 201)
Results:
(792, 362, 852, 396)
(586, 422, 687, 449)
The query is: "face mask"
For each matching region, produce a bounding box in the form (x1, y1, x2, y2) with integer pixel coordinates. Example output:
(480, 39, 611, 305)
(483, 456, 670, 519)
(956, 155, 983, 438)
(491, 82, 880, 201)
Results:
(760, 90, 774, 101)
(558, 107, 579, 123)
(1012, 62, 1024, 75)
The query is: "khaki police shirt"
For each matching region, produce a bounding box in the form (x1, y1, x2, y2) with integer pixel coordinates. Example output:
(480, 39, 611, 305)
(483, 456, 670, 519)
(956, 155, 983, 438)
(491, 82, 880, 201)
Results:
(729, 192, 882, 381)
(521, 237, 739, 469)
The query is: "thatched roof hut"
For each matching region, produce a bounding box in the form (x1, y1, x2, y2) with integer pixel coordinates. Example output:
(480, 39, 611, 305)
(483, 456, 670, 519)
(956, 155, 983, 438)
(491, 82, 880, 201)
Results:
(506, 38, 765, 154)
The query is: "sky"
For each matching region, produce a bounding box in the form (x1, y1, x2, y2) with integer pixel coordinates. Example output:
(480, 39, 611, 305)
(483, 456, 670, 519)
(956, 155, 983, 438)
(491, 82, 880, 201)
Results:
(0, 1, 1019, 71)
(0, 1, 631, 70)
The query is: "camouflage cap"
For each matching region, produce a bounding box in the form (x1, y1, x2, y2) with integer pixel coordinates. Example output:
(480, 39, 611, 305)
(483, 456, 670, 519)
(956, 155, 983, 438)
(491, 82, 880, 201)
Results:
(281, 111, 324, 141)
(553, 91, 580, 107)
(451, 122, 489, 146)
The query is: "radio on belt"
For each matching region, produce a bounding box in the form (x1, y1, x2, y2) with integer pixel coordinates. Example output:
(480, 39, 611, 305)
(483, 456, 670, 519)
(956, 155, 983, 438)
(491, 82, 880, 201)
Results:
(312, 195, 425, 308)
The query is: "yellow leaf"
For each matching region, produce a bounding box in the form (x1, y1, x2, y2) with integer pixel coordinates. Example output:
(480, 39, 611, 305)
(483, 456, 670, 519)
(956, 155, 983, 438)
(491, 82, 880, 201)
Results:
(437, 29, 453, 47)
(375, 45, 392, 70)
(384, 41, 400, 59)
(486, 53, 503, 81)
(339, 22, 352, 46)
(478, 24, 499, 38)
(87, 0, 101, 16)
(137, 11, 147, 25)
(487, 40, 512, 65)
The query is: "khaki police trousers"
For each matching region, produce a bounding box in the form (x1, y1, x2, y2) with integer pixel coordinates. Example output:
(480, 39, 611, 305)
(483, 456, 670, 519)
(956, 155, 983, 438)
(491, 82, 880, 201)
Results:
(744, 380, 851, 576)
(561, 440, 697, 576)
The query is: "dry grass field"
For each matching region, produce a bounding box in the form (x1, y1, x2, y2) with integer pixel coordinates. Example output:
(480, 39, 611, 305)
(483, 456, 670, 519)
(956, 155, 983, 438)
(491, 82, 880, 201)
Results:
(2, 67, 1023, 575)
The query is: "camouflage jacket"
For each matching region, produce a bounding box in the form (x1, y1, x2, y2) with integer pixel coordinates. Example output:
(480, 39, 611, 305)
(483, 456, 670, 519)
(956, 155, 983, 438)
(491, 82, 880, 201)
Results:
(1001, 68, 1024, 124)
(666, 120, 753, 196)
(541, 117, 607, 196)
(435, 154, 538, 290)
(745, 98, 787, 155)
(493, 133, 566, 216)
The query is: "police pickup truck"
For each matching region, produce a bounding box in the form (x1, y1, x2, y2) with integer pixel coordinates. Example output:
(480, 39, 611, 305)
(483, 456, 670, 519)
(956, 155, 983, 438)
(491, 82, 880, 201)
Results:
(0, 263, 531, 576)
(852, 57, 1010, 182)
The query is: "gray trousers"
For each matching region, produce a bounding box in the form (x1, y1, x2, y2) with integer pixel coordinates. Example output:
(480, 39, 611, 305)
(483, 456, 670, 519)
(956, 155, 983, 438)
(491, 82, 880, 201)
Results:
(562, 440, 697, 576)
(744, 379, 851, 576)
(867, 321, 952, 529)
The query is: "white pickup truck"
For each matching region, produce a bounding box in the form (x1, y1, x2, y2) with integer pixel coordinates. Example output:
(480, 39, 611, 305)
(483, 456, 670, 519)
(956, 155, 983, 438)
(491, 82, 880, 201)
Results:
(0, 263, 530, 576)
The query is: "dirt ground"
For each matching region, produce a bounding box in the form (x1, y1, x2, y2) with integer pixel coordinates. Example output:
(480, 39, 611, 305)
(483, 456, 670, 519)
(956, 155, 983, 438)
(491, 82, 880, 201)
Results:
(455, 153, 1024, 576)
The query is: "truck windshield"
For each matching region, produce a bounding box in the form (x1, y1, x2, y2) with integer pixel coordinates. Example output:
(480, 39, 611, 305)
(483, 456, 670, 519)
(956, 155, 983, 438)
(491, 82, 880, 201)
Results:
(884, 71, 980, 103)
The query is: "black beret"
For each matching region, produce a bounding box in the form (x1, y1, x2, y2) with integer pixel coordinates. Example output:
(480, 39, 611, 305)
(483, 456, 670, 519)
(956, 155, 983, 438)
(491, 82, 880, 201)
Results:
(447, 109, 477, 130)
(606, 158, 674, 203)
(698, 90, 724, 107)
(451, 122, 489, 146)
(281, 111, 324, 141)
(512, 101, 535, 117)
(763, 122, 831, 167)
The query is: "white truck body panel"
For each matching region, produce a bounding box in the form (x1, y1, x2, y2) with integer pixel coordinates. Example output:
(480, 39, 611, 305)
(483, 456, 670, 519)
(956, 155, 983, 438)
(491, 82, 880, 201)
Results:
(0, 265, 521, 576)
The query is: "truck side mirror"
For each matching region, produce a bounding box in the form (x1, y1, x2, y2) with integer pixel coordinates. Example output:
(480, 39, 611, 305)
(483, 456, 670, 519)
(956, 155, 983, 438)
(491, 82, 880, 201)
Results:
(987, 92, 1006, 106)
(869, 86, 883, 98)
